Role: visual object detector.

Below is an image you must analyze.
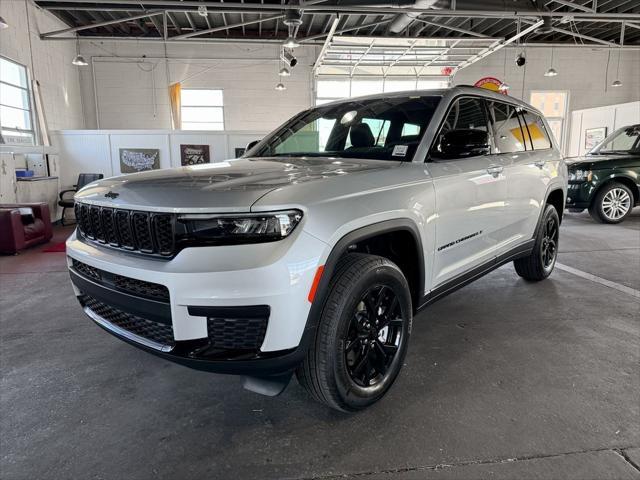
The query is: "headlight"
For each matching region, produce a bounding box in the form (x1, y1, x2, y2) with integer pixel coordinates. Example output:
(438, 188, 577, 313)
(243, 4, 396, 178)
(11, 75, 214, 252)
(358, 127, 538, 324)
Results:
(176, 210, 303, 246)
(568, 169, 592, 182)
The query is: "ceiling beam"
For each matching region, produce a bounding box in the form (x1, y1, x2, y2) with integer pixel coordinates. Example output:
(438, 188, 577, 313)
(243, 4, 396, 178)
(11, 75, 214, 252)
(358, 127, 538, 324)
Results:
(454, 19, 543, 73)
(549, 25, 618, 45)
(414, 18, 491, 38)
(166, 11, 181, 35)
(34, 1, 640, 19)
(302, 18, 393, 42)
(104, 12, 131, 34)
(549, 0, 595, 13)
(312, 17, 339, 74)
(40, 10, 164, 37)
(149, 13, 164, 37)
(172, 14, 284, 39)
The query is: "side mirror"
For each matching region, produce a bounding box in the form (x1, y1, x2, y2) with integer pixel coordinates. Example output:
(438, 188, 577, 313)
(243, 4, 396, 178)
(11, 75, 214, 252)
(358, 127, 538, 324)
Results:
(246, 140, 261, 152)
(433, 129, 491, 159)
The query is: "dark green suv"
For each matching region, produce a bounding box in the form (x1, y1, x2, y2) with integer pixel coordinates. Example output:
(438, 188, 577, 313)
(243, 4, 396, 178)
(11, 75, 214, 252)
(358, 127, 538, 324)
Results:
(566, 124, 640, 223)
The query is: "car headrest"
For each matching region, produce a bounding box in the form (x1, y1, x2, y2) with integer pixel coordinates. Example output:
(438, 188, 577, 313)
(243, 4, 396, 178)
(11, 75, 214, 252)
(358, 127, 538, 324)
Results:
(349, 123, 375, 148)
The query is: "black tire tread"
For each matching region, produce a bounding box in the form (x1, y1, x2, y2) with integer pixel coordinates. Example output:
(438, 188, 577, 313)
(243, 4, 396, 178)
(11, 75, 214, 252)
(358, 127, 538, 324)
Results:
(296, 253, 405, 411)
(514, 204, 558, 281)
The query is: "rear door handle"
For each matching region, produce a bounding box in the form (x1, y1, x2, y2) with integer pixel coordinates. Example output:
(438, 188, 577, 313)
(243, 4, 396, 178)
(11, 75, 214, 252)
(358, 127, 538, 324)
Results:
(487, 165, 503, 177)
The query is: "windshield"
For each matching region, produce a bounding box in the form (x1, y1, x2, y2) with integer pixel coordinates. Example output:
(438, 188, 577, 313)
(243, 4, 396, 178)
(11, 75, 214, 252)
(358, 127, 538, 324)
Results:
(589, 125, 640, 155)
(250, 95, 442, 162)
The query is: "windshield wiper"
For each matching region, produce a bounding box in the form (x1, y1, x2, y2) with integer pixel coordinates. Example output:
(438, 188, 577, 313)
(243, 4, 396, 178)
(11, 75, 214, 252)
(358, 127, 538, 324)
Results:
(268, 152, 329, 158)
(596, 150, 632, 155)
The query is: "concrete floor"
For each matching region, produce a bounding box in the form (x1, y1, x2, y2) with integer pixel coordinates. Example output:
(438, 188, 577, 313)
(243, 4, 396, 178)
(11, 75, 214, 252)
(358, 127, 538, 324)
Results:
(1, 211, 639, 480)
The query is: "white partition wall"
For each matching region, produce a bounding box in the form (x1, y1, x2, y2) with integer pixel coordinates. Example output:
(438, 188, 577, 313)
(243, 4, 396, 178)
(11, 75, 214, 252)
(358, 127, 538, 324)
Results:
(51, 129, 268, 190)
(568, 102, 640, 157)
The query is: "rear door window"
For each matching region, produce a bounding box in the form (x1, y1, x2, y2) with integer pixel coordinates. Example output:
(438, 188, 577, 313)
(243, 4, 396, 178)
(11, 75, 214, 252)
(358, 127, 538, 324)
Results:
(520, 110, 553, 150)
(487, 101, 527, 153)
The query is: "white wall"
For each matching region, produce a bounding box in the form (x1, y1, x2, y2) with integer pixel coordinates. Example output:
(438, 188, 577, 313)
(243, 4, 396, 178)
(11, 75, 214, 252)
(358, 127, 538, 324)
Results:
(78, 41, 640, 134)
(51, 129, 268, 189)
(0, 0, 84, 133)
(78, 41, 315, 131)
(452, 46, 640, 111)
(567, 101, 640, 157)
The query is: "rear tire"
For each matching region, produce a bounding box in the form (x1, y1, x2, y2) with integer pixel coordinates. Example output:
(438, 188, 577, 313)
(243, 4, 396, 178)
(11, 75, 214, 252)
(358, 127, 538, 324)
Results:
(588, 182, 633, 224)
(514, 204, 559, 282)
(296, 253, 412, 412)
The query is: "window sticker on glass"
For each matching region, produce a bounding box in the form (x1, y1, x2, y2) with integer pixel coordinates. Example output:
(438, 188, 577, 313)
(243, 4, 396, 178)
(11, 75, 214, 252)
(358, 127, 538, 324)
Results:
(392, 145, 409, 157)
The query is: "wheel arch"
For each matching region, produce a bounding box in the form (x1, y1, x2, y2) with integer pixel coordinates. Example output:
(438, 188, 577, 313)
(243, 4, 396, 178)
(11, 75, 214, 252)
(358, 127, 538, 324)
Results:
(309, 219, 425, 322)
(545, 188, 565, 223)
(591, 175, 639, 207)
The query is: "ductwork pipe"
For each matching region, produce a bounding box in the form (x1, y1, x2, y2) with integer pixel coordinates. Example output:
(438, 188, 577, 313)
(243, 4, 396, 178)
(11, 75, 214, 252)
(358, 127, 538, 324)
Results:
(365, 0, 545, 34)
(388, 0, 440, 33)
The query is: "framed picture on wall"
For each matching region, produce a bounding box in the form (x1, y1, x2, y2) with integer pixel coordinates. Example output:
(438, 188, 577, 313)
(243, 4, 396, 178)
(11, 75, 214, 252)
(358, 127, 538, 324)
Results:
(119, 148, 160, 173)
(585, 127, 607, 151)
(234, 147, 246, 158)
(180, 144, 211, 166)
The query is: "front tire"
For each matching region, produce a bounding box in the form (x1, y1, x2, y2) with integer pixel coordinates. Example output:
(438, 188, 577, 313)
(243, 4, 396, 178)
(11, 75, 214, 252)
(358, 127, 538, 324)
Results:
(514, 204, 560, 281)
(589, 182, 633, 224)
(296, 253, 412, 412)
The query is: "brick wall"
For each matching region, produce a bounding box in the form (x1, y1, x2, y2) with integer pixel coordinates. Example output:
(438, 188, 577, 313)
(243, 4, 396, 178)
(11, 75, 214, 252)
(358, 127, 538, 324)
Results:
(0, 0, 84, 132)
(78, 41, 315, 130)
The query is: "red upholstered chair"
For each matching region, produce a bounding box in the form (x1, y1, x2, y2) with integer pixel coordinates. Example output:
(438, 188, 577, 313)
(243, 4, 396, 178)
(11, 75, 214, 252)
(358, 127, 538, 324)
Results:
(0, 203, 53, 254)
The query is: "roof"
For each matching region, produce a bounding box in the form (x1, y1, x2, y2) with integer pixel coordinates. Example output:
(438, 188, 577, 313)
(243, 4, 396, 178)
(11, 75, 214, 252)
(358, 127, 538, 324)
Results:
(36, 0, 640, 46)
(313, 86, 540, 113)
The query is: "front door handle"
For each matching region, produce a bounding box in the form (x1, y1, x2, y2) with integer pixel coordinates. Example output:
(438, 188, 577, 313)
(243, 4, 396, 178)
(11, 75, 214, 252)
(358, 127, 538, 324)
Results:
(487, 165, 503, 177)
(534, 160, 546, 169)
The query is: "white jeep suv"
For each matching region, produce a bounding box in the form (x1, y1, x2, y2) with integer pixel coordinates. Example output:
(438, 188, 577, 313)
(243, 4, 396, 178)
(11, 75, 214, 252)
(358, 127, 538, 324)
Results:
(67, 87, 567, 411)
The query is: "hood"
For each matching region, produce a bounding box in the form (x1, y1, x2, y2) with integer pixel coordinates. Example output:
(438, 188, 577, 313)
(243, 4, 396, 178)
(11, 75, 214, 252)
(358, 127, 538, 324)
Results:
(74, 157, 398, 212)
(565, 153, 640, 170)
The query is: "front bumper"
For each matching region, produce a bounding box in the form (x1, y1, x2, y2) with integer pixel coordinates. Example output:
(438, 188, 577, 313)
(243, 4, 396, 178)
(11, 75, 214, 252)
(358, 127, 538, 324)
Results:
(67, 227, 328, 375)
(566, 181, 595, 208)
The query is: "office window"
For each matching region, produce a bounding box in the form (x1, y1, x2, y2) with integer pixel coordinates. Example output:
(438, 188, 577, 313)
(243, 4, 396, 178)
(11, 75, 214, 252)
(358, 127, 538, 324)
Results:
(181, 89, 224, 130)
(0, 56, 35, 145)
(529, 91, 568, 150)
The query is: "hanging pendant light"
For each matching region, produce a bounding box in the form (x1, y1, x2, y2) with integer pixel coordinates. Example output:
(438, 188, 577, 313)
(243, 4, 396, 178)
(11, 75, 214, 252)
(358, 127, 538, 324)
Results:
(610, 23, 625, 87)
(72, 37, 88, 66)
(283, 36, 300, 49)
(275, 82, 286, 91)
(498, 50, 509, 94)
(544, 47, 558, 77)
(279, 67, 291, 77)
(72, 54, 89, 66)
(0, 16, 9, 29)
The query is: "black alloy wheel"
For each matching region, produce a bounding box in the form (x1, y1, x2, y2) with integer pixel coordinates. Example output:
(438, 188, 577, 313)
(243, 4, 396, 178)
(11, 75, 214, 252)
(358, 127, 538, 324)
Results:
(514, 204, 560, 281)
(541, 215, 558, 270)
(344, 285, 403, 388)
(296, 253, 412, 411)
